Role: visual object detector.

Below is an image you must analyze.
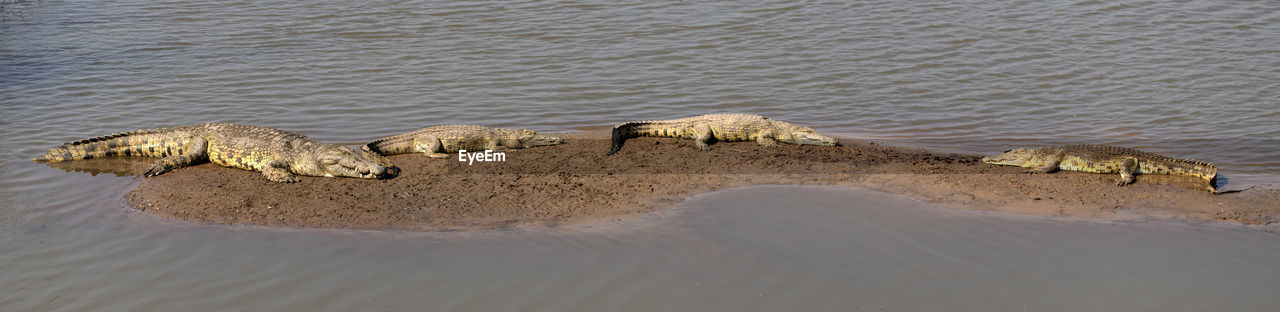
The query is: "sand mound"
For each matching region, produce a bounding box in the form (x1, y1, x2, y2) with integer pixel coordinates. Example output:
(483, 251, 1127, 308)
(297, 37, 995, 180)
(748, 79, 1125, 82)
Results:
(119, 134, 1280, 231)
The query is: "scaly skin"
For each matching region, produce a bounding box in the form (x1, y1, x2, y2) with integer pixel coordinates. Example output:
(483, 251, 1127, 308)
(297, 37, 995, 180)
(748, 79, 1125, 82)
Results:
(606, 113, 839, 155)
(363, 125, 564, 158)
(33, 123, 393, 183)
(982, 144, 1219, 193)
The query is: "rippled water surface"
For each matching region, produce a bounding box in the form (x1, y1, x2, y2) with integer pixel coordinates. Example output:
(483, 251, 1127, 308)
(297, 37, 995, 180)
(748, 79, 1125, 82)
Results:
(2, 1, 1278, 310)
(3, 0, 1278, 181)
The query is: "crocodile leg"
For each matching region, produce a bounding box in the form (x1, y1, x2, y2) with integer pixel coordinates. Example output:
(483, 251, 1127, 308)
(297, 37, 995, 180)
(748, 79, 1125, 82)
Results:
(260, 159, 301, 183)
(693, 123, 713, 151)
(415, 136, 450, 158)
(144, 137, 207, 177)
(755, 131, 779, 147)
(1031, 155, 1061, 173)
(1117, 157, 1138, 186)
(484, 140, 507, 152)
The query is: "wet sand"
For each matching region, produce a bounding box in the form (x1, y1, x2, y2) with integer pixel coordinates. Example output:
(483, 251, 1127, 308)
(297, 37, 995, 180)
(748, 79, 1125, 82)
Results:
(120, 133, 1280, 231)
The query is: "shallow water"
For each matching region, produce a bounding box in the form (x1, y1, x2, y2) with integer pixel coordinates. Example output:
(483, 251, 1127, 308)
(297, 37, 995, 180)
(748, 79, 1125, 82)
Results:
(5, 184, 1280, 311)
(2, 1, 1279, 310)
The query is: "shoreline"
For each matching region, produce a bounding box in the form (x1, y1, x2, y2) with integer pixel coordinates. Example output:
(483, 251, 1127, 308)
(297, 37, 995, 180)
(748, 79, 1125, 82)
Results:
(121, 133, 1280, 231)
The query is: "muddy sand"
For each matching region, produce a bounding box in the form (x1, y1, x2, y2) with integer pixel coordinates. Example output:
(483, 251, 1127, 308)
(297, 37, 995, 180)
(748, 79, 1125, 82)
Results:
(112, 134, 1279, 231)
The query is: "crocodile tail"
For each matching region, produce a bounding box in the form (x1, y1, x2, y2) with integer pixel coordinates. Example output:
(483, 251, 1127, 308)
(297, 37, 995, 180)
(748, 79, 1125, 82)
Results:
(362, 140, 387, 155)
(33, 128, 182, 162)
(362, 135, 416, 156)
(607, 121, 653, 155)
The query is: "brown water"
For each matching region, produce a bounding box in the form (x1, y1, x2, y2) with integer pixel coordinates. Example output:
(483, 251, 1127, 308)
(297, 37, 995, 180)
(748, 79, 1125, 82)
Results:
(2, 1, 1280, 310)
(5, 183, 1280, 311)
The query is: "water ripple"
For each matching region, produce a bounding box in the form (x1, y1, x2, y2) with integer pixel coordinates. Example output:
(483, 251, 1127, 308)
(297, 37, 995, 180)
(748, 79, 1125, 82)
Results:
(1, 0, 1277, 218)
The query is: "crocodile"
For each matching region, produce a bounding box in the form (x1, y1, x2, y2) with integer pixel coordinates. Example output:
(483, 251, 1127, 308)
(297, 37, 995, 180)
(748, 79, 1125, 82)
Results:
(363, 125, 564, 158)
(33, 123, 394, 183)
(981, 144, 1219, 193)
(606, 113, 839, 155)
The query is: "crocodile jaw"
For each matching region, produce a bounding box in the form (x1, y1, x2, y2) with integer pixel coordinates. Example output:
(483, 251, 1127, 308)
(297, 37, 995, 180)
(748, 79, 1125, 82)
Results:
(792, 132, 838, 146)
(314, 146, 391, 179)
(519, 132, 565, 147)
(982, 148, 1035, 167)
(780, 127, 839, 146)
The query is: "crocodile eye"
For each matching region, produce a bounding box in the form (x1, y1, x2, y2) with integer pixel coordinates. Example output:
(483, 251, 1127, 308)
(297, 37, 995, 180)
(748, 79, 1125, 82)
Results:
(1003, 149, 1012, 153)
(321, 159, 338, 165)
